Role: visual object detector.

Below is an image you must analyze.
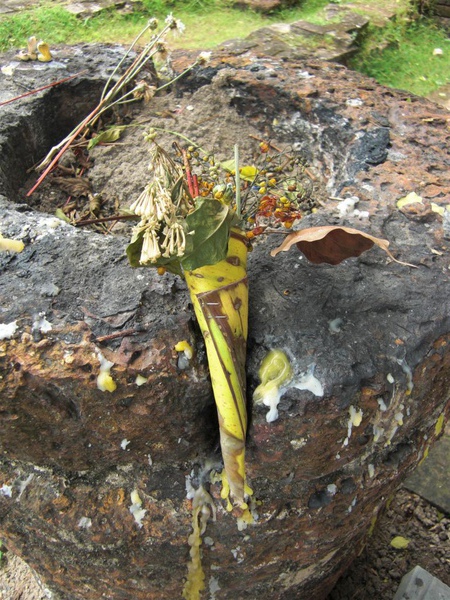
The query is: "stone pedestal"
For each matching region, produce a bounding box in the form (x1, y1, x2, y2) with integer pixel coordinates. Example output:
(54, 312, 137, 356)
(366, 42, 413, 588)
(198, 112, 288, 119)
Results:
(0, 45, 449, 599)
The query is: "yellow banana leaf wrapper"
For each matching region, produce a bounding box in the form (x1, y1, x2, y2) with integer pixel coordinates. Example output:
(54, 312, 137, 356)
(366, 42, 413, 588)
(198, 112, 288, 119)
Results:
(184, 227, 249, 506)
(127, 194, 251, 506)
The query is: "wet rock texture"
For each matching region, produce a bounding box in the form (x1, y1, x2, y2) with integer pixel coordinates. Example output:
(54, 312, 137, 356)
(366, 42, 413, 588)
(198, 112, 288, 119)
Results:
(1, 45, 450, 600)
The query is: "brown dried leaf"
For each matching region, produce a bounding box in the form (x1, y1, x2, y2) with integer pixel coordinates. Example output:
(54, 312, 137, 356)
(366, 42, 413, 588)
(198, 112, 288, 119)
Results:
(270, 225, 415, 267)
(52, 176, 92, 197)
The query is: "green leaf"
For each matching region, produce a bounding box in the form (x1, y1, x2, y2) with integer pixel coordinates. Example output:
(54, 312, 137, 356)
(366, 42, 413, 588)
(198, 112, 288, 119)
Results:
(126, 230, 145, 268)
(221, 159, 235, 173)
(181, 198, 233, 271)
(171, 175, 187, 203)
(390, 536, 410, 549)
(88, 126, 126, 150)
(54, 208, 71, 223)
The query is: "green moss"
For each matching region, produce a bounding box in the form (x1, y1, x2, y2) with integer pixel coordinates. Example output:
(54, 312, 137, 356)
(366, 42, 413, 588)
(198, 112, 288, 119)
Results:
(350, 18, 450, 96)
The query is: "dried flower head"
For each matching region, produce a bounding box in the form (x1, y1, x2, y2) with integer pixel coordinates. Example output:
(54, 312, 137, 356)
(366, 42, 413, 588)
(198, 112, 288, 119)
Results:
(141, 223, 162, 264)
(197, 51, 212, 65)
(133, 81, 156, 103)
(155, 41, 169, 61)
(165, 13, 185, 34)
(129, 142, 193, 266)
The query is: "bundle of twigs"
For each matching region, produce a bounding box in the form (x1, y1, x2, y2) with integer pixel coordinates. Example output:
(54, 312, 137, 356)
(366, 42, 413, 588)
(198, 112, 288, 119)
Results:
(27, 15, 198, 197)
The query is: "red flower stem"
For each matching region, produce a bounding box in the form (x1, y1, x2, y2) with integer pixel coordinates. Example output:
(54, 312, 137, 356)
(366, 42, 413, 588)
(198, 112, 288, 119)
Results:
(0, 71, 87, 107)
(179, 146, 195, 197)
(193, 174, 199, 198)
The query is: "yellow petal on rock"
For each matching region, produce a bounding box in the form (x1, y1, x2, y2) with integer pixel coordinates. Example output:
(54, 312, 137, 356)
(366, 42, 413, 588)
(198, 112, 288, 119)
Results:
(0, 236, 25, 253)
(396, 192, 423, 209)
(239, 166, 258, 181)
(135, 374, 148, 386)
(97, 371, 117, 393)
(175, 340, 193, 359)
(390, 536, 410, 549)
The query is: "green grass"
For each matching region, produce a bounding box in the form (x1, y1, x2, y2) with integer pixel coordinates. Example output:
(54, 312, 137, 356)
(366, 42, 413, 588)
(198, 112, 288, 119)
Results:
(0, 0, 330, 51)
(350, 18, 450, 96)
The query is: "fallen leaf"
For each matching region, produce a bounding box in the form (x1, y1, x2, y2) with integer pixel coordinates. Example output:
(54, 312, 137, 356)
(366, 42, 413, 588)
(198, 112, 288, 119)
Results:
(52, 176, 91, 197)
(390, 536, 410, 549)
(87, 126, 126, 150)
(270, 225, 415, 267)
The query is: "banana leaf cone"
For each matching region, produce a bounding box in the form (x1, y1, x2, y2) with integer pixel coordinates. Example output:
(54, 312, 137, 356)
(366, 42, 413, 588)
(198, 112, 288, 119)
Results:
(184, 227, 251, 507)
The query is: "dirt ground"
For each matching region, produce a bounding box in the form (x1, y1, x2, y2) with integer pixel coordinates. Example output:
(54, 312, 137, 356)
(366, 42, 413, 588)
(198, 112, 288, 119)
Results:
(5, 78, 450, 600)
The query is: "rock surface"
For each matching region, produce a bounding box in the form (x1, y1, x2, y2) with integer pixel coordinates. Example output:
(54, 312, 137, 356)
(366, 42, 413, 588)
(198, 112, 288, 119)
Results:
(219, 5, 370, 64)
(1, 45, 450, 600)
(65, 0, 143, 18)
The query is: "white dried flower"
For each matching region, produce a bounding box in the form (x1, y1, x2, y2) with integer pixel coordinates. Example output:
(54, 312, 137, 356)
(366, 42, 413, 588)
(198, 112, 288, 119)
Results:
(133, 81, 156, 103)
(155, 41, 168, 60)
(140, 225, 161, 264)
(165, 13, 176, 27)
(165, 13, 185, 34)
(161, 221, 186, 258)
(176, 19, 186, 34)
(148, 18, 158, 30)
(130, 185, 153, 217)
(197, 51, 212, 65)
(130, 183, 172, 222)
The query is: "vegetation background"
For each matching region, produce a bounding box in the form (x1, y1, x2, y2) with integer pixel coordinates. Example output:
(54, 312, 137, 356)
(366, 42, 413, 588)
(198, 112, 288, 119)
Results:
(0, 0, 449, 97)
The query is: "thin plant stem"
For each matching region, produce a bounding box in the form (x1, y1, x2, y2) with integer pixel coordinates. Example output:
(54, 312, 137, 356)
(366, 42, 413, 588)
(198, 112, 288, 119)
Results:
(149, 127, 208, 155)
(234, 144, 241, 218)
(100, 20, 158, 101)
(155, 61, 198, 93)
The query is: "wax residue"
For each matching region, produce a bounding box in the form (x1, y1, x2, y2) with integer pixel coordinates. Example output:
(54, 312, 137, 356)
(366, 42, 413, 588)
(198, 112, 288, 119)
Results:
(129, 489, 146, 528)
(253, 349, 293, 422)
(254, 350, 324, 422)
(96, 351, 117, 392)
(0, 321, 18, 340)
(183, 484, 216, 600)
(293, 364, 324, 397)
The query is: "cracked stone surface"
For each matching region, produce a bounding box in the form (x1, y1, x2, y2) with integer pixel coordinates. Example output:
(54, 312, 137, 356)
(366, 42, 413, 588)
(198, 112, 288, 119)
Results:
(218, 5, 370, 65)
(0, 45, 450, 600)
